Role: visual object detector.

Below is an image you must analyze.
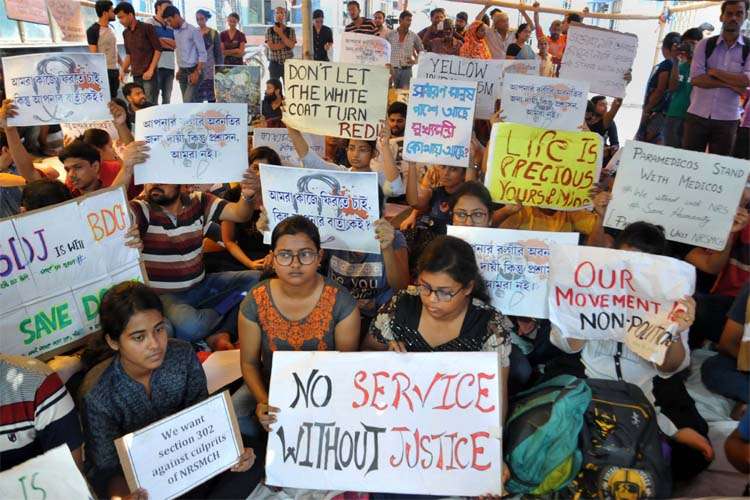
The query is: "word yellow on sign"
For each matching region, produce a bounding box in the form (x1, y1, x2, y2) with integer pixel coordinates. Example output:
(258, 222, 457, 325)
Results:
(485, 123, 602, 211)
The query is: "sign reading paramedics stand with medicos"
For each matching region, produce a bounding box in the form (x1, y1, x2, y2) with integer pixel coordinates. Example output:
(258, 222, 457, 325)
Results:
(0, 445, 93, 500)
(500, 74, 589, 131)
(283, 60, 389, 140)
(2, 52, 111, 127)
(115, 392, 243, 500)
(134, 103, 248, 185)
(485, 123, 602, 210)
(605, 141, 750, 251)
(266, 351, 502, 496)
(259, 164, 381, 254)
(548, 245, 695, 364)
(403, 79, 477, 168)
(0, 187, 143, 359)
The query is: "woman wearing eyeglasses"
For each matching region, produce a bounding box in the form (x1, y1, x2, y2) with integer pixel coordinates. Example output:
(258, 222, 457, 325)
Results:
(449, 180, 495, 228)
(238, 215, 360, 432)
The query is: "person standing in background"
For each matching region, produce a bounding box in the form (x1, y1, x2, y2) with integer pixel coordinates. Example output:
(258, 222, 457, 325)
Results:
(196, 9, 222, 103)
(312, 9, 333, 62)
(115, 2, 161, 105)
(373, 10, 390, 37)
(386, 11, 423, 90)
(87, 1, 121, 99)
(221, 12, 247, 65)
(163, 6, 206, 103)
(424, 18, 462, 56)
(345, 0, 377, 35)
(637, 32, 682, 144)
(455, 11, 468, 38)
(533, 2, 566, 66)
(537, 35, 555, 76)
(265, 6, 296, 80)
(663, 28, 704, 148)
(145, 0, 175, 105)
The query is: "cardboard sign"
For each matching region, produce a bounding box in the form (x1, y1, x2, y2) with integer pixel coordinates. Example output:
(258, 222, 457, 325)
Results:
(251, 128, 325, 167)
(448, 226, 579, 319)
(259, 164, 381, 254)
(0, 445, 93, 500)
(0, 187, 144, 358)
(4, 0, 49, 24)
(214, 65, 262, 123)
(115, 392, 243, 500)
(47, 0, 86, 42)
(266, 351, 502, 496)
(604, 141, 750, 251)
(559, 23, 638, 98)
(134, 103, 248, 184)
(485, 123, 602, 210)
(403, 79, 477, 168)
(548, 245, 695, 350)
(500, 74, 589, 131)
(337, 32, 391, 66)
(60, 120, 119, 141)
(3, 52, 111, 126)
(283, 60, 388, 140)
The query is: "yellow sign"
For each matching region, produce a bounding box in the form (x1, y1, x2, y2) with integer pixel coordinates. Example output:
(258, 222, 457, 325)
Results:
(485, 123, 602, 210)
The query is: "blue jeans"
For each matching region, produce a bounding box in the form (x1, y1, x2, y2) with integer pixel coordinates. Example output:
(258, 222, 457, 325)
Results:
(391, 66, 413, 89)
(157, 67, 174, 104)
(268, 60, 284, 80)
(662, 115, 684, 148)
(177, 66, 202, 103)
(159, 270, 259, 342)
(133, 75, 158, 105)
(701, 352, 749, 404)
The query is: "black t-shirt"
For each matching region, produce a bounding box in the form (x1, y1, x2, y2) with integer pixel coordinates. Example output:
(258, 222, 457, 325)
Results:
(313, 25, 333, 61)
(644, 59, 673, 112)
(506, 43, 522, 57)
(86, 23, 100, 45)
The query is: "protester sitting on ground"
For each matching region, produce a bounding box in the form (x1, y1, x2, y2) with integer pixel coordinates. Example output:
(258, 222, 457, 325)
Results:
(459, 20, 492, 59)
(261, 78, 283, 127)
(403, 161, 468, 237)
(119, 82, 154, 128)
(369, 101, 408, 185)
(77, 126, 141, 199)
(238, 216, 360, 433)
(589, 96, 620, 164)
(80, 281, 259, 498)
(724, 411, 749, 482)
(506, 23, 536, 60)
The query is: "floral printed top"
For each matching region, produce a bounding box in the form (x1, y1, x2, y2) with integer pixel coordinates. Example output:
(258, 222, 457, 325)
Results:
(240, 277, 357, 380)
(369, 287, 513, 367)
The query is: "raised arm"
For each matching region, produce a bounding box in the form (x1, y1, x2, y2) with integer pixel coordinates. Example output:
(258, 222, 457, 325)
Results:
(475, 5, 490, 21)
(0, 100, 40, 182)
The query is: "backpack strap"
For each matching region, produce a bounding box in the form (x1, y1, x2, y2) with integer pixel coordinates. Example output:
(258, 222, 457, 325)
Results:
(706, 35, 750, 65)
(614, 342, 624, 381)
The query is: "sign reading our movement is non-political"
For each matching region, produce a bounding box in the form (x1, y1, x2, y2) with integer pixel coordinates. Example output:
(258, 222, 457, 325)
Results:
(605, 141, 750, 251)
(485, 123, 602, 210)
(252, 128, 325, 167)
(337, 32, 391, 66)
(115, 392, 243, 500)
(403, 79, 477, 167)
(0, 187, 143, 359)
(3, 52, 111, 126)
(501, 74, 589, 131)
(259, 164, 381, 254)
(448, 226, 579, 319)
(266, 352, 502, 496)
(559, 23, 638, 98)
(417, 53, 539, 119)
(283, 60, 389, 140)
(548, 245, 694, 364)
(0, 445, 93, 500)
(135, 103, 248, 185)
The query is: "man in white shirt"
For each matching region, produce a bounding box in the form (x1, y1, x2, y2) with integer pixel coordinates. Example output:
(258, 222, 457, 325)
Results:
(475, 7, 514, 59)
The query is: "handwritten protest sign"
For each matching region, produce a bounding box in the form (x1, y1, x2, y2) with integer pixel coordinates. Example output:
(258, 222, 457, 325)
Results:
(501, 74, 589, 131)
(3, 53, 111, 126)
(48, 0, 87, 42)
(417, 54, 538, 119)
(0, 187, 143, 359)
(336, 32, 391, 66)
(61, 120, 119, 141)
(266, 351, 502, 496)
(4, 0, 49, 24)
(0, 445, 93, 500)
(214, 65, 262, 123)
(252, 128, 325, 167)
(134, 103, 248, 184)
(283, 60, 388, 140)
(403, 79, 477, 168)
(485, 123, 602, 210)
(559, 23, 638, 98)
(604, 141, 750, 251)
(115, 392, 243, 500)
(259, 164, 381, 254)
(448, 226, 578, 318)
(548, 245, 694, 362)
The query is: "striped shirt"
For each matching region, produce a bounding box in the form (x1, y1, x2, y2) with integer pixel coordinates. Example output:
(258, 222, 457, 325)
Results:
(1, 354, 83, 471)
(345, 18, 378, 36)
(131, 192, 226, 293)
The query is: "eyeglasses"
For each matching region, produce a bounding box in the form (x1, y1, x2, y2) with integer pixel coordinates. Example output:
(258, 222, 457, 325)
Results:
(273, 249, 318, 266)
(453, 210, 488, 223)
(417, 282, 464, 302)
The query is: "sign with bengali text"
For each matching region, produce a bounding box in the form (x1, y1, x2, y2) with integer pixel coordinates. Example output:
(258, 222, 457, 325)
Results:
(337, 32, 391, 66)
(61, 120, 119, 141)
(251, 128, 325, 167)
(501, 74, 589, 131)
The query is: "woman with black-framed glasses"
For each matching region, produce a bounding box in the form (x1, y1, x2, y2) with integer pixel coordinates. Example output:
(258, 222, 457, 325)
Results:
(237, 216, 360, 434)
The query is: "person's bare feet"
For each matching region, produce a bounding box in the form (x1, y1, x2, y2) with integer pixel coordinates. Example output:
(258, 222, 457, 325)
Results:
(730, 402, 747, 421)
(673, 427, 715, 461)
(206, 331, 234, 351)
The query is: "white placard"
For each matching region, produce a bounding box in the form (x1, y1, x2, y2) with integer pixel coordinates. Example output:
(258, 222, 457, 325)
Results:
(559, 23, 638, 98)
(403, 79, 477, 167)
(115, 392, 243, 500)
(252, 128, 325, 167)
(60, 120, 119, 141)
(500, 74, 589, 131)
(336, 32, 391, 66)
(3, 52, 111, 126)
(259, 164, 381, 254)
(604, 141, 750, 251)
(47, 0, 86, 43)
(448, 226, 579, 318)
(266, 351, 502, 496)
(135, 103, 248, 184)
(0, 445, 93, 500)
(548, 245, 695, 347)
(0, 187, 143, 358)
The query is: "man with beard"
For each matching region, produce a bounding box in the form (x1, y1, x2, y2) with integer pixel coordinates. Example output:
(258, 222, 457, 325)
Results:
(87, 1, 121, 98)
(344, 1, 377, 35)
(683, 0, 750, 156)
(370, 102, 408, 197)
(455, 12, 468, 38)
(118, 82, 154, 129)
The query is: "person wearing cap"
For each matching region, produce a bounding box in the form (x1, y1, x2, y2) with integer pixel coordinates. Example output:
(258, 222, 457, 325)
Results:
(312, 9, 333, 61)
(163, 5, 207, 103)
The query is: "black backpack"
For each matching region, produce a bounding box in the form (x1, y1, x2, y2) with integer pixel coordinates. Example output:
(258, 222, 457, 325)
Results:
(564, 379, 671, 499)
(705, 35, 750, 65)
